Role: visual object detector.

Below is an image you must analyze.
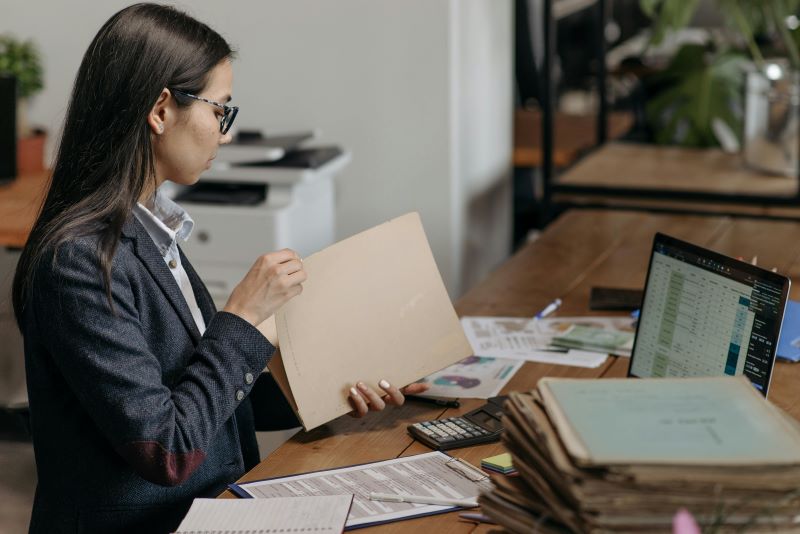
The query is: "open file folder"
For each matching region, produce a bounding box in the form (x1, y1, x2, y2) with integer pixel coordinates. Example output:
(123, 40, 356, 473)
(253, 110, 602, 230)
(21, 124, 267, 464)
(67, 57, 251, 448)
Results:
(258, 212, 472, 430)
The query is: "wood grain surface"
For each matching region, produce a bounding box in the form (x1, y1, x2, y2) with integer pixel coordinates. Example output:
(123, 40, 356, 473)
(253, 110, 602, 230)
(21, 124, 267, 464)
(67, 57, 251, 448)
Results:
(225, 209, 800, 533)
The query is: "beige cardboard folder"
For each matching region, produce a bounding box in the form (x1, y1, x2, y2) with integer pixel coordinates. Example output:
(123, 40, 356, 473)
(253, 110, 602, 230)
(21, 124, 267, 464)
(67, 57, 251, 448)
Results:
(260, 212, 472, 430)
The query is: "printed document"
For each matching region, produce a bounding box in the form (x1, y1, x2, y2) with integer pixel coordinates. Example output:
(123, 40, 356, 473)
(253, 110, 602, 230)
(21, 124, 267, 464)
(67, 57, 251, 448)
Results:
(414, 356, 523, 398)
(234, 451, 493, 529)
(175, 495, 352, 533)
(461, 316, 633, 363)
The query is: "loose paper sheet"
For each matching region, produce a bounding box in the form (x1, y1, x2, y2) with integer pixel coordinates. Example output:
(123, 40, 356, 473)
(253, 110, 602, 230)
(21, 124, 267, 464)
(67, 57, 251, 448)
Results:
(415, 356, 523, 398)
(461, 316, 634, 361)
(266, 212, 472, 430)
(175, 495, 352, 533)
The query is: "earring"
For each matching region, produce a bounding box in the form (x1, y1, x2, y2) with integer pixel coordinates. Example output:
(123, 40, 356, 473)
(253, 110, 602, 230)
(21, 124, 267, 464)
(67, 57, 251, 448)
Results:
(158, 124, 164, 134)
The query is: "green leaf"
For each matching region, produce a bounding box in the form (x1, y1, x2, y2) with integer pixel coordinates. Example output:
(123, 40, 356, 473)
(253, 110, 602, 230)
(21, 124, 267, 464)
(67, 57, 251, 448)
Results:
(0, 34, 44, 98)
(646, 44, 748, 148)
(638, 0, 701, 45)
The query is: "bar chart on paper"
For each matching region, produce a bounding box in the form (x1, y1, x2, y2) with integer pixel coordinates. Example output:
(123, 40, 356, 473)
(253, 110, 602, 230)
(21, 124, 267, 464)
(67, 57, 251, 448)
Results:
(634, 253, 755, 378)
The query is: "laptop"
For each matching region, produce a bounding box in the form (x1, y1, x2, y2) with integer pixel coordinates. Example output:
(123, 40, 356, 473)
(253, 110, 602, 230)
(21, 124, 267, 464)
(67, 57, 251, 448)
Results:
(628, 233, 791, 397)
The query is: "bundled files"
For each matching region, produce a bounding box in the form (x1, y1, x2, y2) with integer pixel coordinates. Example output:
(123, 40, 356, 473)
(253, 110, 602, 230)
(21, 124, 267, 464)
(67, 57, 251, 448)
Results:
(480, 376, 800, 533)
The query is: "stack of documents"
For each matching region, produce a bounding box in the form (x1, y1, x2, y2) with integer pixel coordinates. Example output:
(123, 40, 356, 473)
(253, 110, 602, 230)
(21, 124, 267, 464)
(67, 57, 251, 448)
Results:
(479, 376, 800, 533)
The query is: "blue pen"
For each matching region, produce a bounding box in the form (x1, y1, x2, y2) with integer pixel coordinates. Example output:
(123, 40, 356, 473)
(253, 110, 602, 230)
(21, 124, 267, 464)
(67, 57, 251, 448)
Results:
(535, 298, 562, 320)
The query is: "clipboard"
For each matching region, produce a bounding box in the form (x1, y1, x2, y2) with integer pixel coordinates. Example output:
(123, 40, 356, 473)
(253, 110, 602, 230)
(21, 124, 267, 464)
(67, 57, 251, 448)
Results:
(228, 451, 492, 530)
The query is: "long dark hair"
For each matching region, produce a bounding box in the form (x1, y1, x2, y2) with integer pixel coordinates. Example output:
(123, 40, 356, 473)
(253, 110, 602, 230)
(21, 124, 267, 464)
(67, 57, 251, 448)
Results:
(12, 3, 233, 324)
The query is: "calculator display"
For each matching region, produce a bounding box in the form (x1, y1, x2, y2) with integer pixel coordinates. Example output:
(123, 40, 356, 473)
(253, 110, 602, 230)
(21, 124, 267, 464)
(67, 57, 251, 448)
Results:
(467, 409, 502, 432)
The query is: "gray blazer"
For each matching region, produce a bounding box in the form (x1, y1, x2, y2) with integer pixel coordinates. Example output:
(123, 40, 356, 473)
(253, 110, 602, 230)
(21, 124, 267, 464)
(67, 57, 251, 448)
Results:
(21, 216, 279, 533)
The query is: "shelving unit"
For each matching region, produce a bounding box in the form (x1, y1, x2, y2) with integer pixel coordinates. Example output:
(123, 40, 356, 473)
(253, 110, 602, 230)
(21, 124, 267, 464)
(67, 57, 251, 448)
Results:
(535, 0, 800, 221)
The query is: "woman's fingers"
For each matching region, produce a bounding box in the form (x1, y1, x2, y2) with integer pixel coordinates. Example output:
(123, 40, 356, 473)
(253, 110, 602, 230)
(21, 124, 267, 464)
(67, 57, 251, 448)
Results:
(401, 382, 430, 396)
(348, 386, 369, 417)
(378, 379, 404, 406)
(357, 382, 386, 411)
(348, 381, 431, 417)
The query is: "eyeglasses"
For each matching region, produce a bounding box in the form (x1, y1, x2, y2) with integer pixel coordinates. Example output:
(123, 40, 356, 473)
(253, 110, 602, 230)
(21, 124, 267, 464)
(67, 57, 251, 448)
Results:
(171, 89, 239, 134)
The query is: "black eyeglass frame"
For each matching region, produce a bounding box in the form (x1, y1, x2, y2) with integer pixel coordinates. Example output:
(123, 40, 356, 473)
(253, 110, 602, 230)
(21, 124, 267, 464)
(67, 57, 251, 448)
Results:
(171, 89, 239, 134)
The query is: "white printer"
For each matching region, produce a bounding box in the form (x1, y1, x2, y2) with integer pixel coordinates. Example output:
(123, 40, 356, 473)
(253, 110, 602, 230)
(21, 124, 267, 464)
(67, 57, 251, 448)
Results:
(167, 132, 350, 308)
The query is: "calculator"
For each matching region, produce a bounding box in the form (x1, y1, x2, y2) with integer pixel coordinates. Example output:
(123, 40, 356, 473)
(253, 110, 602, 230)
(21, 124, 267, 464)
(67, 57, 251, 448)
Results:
(407, 396, 507, 450)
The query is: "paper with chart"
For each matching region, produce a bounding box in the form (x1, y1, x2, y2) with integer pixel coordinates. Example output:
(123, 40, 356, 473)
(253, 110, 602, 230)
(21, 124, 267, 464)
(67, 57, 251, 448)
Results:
(460, 316, 635, 365)
(234, 451, 493, 529)
(414, 355, 523, 398)
(175, 495, 352, 533)
(267, 212, 472, 430)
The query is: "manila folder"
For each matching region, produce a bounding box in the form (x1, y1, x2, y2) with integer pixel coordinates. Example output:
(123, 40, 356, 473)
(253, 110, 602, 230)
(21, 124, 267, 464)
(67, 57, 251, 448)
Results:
(265, 212, 472, 430)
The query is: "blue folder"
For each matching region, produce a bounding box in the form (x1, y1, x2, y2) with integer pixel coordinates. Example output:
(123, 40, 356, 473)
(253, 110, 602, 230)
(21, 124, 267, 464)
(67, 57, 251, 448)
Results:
(778, 300, 800, 363)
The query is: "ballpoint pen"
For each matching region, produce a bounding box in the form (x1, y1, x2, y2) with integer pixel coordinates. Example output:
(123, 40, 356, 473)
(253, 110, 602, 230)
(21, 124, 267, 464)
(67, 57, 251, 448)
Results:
(459, 512, 496, 524)
(405, 395, 460, 408)
(369, 492, 479, 508)
(535, 298, 562, 320)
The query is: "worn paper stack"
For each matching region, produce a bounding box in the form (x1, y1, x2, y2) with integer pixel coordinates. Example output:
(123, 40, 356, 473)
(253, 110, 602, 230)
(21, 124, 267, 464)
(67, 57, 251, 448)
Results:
(480, 376, 800, 533)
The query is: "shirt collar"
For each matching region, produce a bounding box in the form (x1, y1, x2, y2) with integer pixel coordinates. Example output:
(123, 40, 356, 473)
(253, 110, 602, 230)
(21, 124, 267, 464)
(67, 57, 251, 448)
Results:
(132, 188, 194, 256)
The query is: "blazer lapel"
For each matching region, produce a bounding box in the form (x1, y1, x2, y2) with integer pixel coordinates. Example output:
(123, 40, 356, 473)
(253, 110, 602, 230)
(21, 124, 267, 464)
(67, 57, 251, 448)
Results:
(121, 217, 202, 344)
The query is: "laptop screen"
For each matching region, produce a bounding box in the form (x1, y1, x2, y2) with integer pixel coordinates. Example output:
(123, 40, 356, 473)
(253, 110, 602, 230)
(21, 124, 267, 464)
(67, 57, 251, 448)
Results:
(628, 233, 791, 396)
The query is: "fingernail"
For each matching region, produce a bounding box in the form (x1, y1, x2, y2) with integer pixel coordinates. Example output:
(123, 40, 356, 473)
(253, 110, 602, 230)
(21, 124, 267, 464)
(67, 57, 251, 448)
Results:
(379, 379, 390, 389)
(350, 387, 358, 397)
(357, 382, 367, 391)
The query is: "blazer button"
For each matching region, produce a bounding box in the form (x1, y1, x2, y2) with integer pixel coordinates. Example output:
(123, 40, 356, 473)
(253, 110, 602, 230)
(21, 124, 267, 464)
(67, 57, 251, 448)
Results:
(168, 259, 177, 269)
(236, 390, 245, 402)
(245, 372, 254, 385)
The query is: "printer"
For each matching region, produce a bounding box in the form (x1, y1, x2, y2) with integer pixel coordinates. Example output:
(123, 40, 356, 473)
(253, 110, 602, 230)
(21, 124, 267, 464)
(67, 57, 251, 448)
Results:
(167, 131, 350, 308)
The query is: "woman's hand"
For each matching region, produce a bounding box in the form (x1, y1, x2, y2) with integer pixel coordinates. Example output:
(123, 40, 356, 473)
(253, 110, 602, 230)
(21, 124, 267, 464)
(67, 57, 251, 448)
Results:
(348, 380, 431, 417)
(223, 249, 306, 326)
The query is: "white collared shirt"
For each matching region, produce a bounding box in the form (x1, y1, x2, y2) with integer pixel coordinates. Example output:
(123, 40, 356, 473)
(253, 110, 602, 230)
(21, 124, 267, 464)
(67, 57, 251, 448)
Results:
(133, 189, 207, 335)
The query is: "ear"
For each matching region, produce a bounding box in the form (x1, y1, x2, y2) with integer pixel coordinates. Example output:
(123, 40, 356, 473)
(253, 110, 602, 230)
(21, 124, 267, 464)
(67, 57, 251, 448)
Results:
(147, 88, 172, 135)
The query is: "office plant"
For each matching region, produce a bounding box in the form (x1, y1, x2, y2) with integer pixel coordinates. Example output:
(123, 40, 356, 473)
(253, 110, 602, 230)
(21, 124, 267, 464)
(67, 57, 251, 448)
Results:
(0, 34, 45, 172)
(639, 0, 800, 153)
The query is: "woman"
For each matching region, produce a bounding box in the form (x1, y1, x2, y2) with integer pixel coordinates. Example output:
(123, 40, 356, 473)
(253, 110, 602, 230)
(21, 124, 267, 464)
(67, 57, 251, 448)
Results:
(12, 4, 425, 533)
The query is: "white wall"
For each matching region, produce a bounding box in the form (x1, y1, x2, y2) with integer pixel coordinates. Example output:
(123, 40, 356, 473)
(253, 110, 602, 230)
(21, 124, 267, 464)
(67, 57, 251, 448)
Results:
(3, 0, 512, 297)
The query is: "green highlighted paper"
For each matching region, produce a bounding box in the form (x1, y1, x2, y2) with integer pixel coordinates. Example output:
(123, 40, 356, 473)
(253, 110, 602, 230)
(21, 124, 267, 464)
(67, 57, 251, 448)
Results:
(550, 325, 633, 355)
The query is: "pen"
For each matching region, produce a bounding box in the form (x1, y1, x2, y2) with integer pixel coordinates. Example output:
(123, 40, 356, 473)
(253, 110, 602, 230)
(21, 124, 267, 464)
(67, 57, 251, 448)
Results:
(406, 395, 460, 408)
(369, 491, 479, 508)
(459, 512, 496, 524)
(534, 298, 562, 320)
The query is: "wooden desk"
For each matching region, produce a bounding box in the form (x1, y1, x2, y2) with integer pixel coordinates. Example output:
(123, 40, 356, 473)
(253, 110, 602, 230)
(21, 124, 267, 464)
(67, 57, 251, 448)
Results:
(513, 110, 634, 168)
(0, 171, 49, 247)
(552, 142, 800, 217)
(225, 209, 800, 532)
